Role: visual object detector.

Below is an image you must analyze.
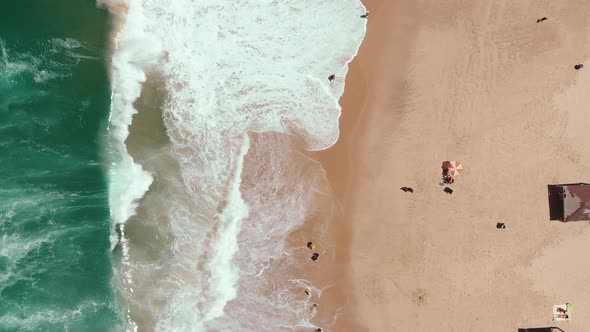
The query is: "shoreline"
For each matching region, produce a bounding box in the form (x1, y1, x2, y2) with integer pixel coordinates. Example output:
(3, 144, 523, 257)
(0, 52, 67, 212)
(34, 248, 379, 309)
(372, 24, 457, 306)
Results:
(319, 0, 590, 331)
(315, 0, 420, 330)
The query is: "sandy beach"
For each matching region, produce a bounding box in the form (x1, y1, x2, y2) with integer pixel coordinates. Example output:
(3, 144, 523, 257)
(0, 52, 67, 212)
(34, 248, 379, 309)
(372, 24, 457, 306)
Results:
(319, 0, 590, 330)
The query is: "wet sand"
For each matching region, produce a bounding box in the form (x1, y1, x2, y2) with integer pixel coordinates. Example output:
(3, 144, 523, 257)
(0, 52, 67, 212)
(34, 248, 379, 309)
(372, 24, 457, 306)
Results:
(319, 0, 590, 331)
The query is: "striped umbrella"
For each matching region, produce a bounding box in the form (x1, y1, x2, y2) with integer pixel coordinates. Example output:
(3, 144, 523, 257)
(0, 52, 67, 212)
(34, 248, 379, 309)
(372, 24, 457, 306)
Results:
(448, 161, 463, 176)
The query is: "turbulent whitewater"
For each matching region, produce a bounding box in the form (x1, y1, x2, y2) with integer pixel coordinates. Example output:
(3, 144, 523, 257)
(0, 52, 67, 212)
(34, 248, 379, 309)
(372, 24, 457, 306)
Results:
(106, 0, 366, 331)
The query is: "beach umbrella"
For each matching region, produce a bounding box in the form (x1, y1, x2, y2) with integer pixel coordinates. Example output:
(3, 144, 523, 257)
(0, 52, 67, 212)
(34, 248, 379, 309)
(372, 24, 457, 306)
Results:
(448, 161, 463, 176)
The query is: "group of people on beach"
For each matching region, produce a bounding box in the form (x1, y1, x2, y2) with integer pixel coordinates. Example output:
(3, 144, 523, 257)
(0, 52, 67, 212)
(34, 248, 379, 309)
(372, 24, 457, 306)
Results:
(441, 169, 454, 195)
(304, 241, 322, 332)
(401, 169, 510, 229)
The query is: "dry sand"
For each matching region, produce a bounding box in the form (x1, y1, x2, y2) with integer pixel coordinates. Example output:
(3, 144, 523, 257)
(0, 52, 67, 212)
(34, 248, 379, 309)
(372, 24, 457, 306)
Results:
(318, 0, 590, 331)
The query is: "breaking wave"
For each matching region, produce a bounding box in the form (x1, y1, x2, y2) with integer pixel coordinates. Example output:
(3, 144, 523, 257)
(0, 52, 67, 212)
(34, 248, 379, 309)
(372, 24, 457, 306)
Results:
(105, 0, 366, 330)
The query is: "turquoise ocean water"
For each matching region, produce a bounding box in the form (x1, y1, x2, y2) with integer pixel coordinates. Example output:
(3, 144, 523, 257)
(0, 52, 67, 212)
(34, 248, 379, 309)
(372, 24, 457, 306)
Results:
(0, 1, 119, 330)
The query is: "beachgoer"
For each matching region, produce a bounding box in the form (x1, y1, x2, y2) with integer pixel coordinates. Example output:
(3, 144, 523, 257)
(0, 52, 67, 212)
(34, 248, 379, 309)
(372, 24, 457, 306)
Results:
(315, 329, 322, 332)
(400, 187, 414, 193)
(446, 177, 454, 184)
(360, 12, 369, 18)
(575, 64, 584, 70)
(442, 173, 454, 184)
(305, 290, 309, 295)
(536, 17, 548, 23)
(307, 241, 315, 250)
(496, 222, 506, 229)
(328, 74, 336, 81)
(311, 253, 319, 261)
(444, 187, 453, 194)
(557, 307, 567, 313)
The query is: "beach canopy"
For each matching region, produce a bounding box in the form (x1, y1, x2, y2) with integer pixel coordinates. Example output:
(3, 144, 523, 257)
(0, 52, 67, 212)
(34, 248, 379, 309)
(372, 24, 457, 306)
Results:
(548, 183, 590, 222)
(442, 161, 463, 176)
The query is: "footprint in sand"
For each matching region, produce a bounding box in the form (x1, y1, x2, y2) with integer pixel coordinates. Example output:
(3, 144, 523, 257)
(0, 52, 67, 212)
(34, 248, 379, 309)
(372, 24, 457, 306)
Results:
(359, 275, 387, 304)
(412, 288, 428, 305)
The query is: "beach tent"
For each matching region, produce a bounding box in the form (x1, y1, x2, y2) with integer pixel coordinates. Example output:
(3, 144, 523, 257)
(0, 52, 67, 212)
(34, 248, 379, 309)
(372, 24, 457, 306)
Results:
(547, 183, 590, 222)
(552, 303, 573, 322)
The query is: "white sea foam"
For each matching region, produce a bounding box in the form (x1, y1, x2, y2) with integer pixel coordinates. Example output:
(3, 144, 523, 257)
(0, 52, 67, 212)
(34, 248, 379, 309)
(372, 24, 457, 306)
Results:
(107, 2, 163, 328)
(202, 136, 250, 322)
(107, 0, 366, 330)
(107, 0, 161, 228)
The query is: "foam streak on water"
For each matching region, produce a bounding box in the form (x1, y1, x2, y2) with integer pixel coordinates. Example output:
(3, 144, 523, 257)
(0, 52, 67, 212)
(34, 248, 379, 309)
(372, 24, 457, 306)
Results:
(106, 0, 366, 330)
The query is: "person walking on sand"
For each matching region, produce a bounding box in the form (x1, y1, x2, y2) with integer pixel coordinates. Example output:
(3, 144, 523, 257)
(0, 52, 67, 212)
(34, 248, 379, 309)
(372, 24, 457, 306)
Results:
(310, 304, 318, 314)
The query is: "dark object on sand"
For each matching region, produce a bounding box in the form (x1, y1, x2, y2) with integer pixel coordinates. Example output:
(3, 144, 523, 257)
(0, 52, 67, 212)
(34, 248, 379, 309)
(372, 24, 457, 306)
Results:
(305, 290, 309, 295)
(360, 12, 369, 18)
(536, 17, 548, 23)
(328, 74, 335, 81)
(442, 175, 454, 185)
(574, 64, 584, 70)
(315, 329, 322, 332)
(548, 183, 590, 222)
(311, 253, 319, 261)
(444, 187, 453, 194)
(306, 241, 313, 249)
(496, 222, 506, 229)
(400, 187, 414, 193)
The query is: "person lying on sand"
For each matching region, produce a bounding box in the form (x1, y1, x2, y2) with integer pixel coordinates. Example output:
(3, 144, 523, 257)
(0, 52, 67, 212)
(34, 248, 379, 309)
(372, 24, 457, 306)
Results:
(575, 64, 584, 70)
(400, 187, 414, 193)
(536, 17, 548, 23)
(311, 253, 319, 261)
(307, 241, 315, 250)
(444, 187, 453, 194)
(441, 172, 454, 184)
